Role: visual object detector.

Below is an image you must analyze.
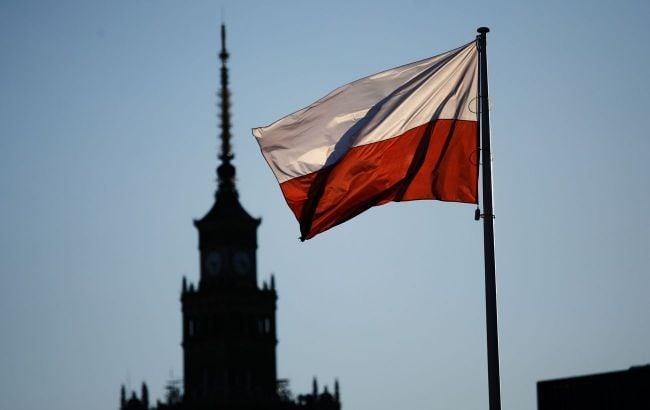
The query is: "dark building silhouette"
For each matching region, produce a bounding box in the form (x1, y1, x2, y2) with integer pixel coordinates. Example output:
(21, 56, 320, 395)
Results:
(120, 25, 341, 410)
(537, 365, 650, 410)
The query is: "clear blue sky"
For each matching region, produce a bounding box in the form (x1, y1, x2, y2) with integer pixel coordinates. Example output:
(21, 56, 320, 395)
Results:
(1, 1, 649, 410)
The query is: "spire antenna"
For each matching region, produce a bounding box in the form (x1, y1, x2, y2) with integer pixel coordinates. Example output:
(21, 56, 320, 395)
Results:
(216, 23, 236, 195)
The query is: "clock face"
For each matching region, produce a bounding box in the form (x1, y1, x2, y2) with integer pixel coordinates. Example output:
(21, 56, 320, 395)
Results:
(205, 251, 222, 276)
(232, 251, 252, 275)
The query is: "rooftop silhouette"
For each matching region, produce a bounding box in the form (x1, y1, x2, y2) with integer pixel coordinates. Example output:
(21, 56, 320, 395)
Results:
(537, 365, 650, 410)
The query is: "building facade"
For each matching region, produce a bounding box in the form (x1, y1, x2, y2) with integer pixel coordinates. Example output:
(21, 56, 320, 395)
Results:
(537, 365, 650, 409)
(120, 25, 341, 410)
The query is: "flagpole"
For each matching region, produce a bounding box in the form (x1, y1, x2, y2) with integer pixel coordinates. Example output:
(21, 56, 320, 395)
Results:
(477, 27, 502, 410)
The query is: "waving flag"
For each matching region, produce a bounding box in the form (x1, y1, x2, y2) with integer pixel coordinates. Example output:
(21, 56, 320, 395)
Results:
(253, 41, 479, 240)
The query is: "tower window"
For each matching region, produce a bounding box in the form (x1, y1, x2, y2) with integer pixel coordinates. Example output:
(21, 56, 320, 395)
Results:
(189, 319, 196, 337)
(187, 319, 196, 337)
(246, 370, 252, 392)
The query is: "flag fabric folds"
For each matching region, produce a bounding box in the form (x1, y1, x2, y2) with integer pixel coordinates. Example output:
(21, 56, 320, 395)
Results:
(253, 41, 479, 240)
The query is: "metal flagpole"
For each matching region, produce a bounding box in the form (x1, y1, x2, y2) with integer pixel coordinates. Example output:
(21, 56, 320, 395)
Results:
(476, 27, 502, 410)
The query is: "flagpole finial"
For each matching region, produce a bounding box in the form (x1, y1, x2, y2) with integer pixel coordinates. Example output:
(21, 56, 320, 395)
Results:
(477, 27, 490, 34)
(216, 23, 236, 195)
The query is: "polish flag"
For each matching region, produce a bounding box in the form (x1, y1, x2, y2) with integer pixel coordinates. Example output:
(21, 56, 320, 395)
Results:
(253, 41, 479, 240)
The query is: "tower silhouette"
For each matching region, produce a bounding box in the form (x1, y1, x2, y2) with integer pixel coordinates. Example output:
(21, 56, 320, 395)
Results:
(119, 25, 341, 410)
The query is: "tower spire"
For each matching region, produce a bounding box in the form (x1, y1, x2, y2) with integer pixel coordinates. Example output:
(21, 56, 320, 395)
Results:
(216, 23, 236, 195)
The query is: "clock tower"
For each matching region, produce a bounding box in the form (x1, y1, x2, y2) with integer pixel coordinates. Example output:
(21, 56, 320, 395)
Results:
(181, 25, 277, 409)
(118, 23, 342, 410)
